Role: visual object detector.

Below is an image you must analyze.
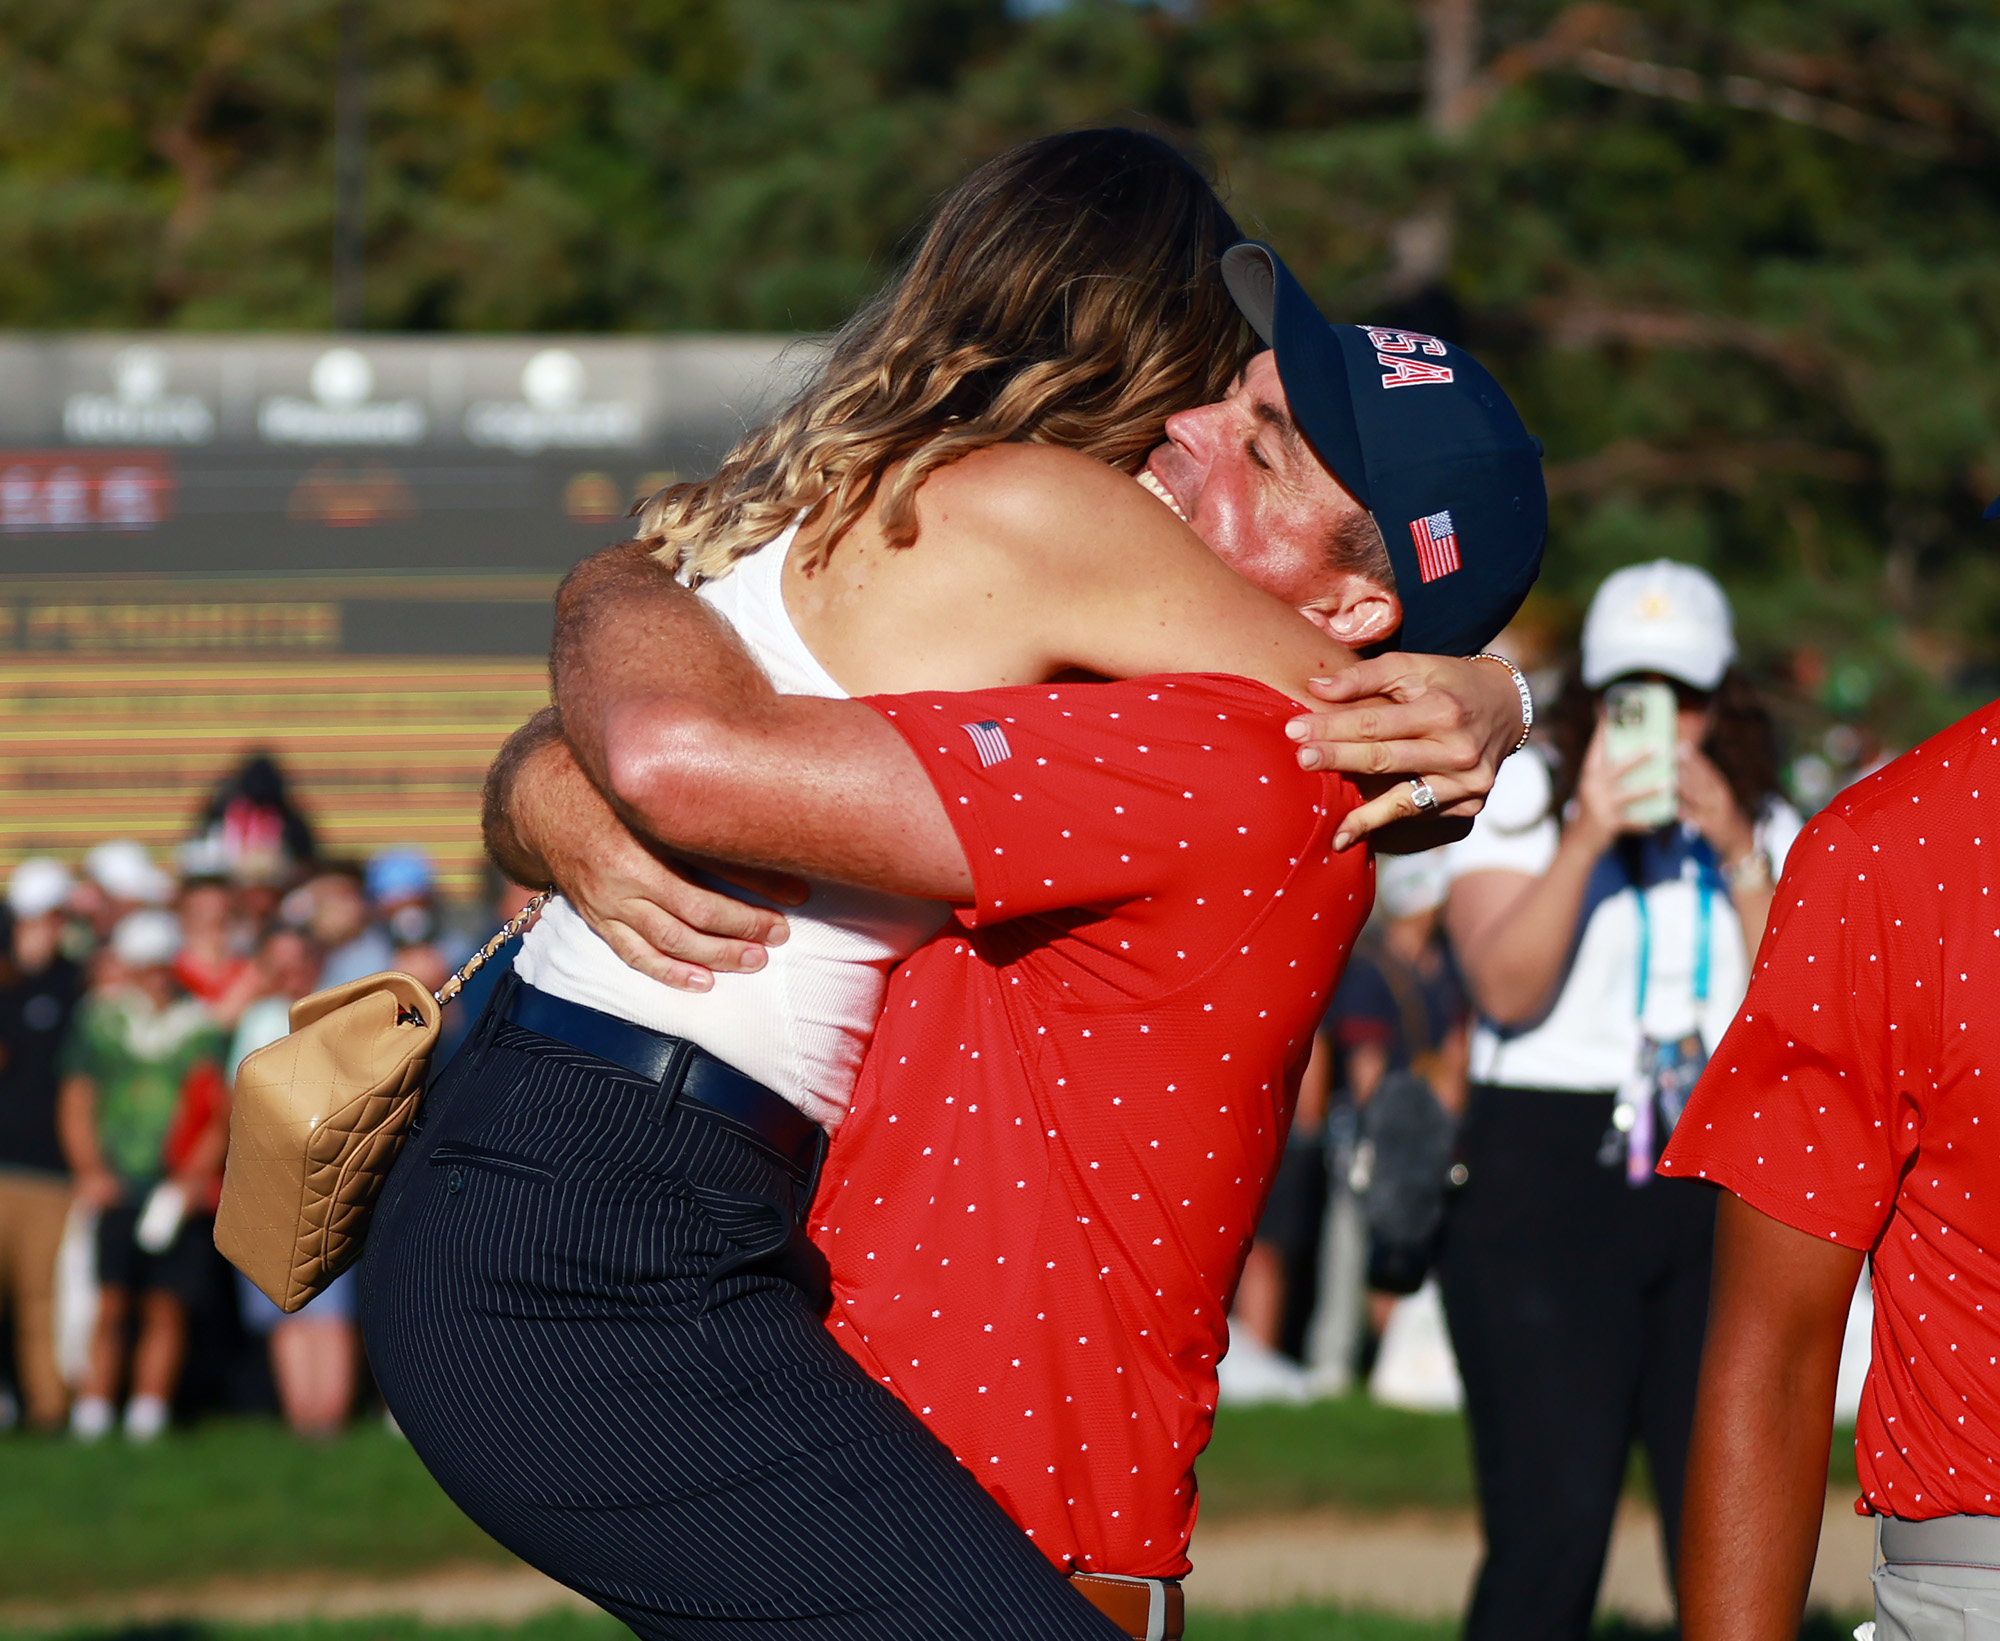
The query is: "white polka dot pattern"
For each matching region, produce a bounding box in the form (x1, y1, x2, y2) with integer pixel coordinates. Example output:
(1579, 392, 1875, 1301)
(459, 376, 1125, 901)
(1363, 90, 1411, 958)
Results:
(1661, 705, 2000, 1521)
(814, 674, 1372, 1578)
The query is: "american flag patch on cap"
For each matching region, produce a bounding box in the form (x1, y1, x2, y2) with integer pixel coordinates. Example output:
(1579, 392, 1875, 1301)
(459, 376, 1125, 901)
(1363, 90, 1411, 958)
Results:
(1409, 509, 1462, 583)
(962, 720, 1013, 767)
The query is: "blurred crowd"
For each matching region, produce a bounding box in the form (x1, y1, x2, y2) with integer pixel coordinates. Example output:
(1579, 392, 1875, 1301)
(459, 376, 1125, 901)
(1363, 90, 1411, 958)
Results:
(1222, 559, 1887, 1636)
(0, 561, 1893, 1641)
(0, 752, 535, 1442)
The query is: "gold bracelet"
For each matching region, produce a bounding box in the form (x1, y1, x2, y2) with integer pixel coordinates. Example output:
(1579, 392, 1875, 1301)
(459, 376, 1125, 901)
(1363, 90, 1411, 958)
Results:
(1471, 651, 1534, 755)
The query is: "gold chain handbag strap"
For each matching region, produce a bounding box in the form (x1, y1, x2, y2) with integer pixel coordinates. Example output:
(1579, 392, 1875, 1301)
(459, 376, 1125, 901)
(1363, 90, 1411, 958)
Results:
(433, 889, 554, 1008)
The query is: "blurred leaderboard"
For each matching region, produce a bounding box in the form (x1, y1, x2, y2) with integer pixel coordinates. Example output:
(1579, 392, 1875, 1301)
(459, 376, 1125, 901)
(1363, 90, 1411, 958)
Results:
(0, 333, 801, 891)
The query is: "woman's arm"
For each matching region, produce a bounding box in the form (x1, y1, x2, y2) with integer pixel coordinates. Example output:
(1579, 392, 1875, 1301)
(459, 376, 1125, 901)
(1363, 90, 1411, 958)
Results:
(175, 1073, 231, 1190)
(1443, 729, 1632, 1026)
(58, 1073, 120, 1207)
(1676, 743, 1775, 962)
(795, 445, 1522, 818)
(506, 441, 1526, 973)
(1446, 862, 1595, 1029)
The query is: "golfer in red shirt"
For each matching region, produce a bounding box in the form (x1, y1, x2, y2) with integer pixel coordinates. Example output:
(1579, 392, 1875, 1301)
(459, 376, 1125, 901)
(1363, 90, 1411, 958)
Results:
(815, 676, 1374, 1582)
(1663, 683, 2000, 1641)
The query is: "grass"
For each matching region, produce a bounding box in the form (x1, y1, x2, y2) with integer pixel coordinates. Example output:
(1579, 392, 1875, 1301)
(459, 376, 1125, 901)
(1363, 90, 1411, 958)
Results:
(1198, 1398, 1477, 1517)
(0, 1423, 511, 1602)
(0, 1402, 1863, 1602)
(1197, 1398, 1858, 1519)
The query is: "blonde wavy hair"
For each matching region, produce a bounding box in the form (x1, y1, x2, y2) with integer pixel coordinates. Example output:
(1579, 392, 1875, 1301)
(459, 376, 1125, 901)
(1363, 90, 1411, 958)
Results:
(636, 129, 1254, 581)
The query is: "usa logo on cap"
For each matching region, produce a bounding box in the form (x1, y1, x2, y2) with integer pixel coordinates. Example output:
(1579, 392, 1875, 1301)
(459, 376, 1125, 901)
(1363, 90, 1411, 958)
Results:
(1409, 510, 1461, 583)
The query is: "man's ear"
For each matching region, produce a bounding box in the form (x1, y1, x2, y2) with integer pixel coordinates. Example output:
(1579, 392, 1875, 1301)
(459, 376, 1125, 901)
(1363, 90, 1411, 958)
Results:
(1300, 573, 1402, 648)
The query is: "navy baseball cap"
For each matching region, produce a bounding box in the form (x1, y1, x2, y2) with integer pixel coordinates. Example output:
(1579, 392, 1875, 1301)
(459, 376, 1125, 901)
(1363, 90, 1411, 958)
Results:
(1220, 242, 1547, 657)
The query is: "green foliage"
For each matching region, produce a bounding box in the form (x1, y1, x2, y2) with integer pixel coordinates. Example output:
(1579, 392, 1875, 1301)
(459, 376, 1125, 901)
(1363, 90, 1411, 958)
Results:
(0, 1407, 1860, 1614)
(1198, 1396, 1477, 1517)
(1201, 1397, 1856, 1519)
(0, 1421, 511, 1600)
(1, 0, 1996, 744)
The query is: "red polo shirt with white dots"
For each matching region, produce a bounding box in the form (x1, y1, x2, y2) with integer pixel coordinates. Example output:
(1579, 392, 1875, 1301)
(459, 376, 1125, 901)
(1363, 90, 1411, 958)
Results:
(809, 674, 1370, 1577)
(1661, 703, 2000, 1520)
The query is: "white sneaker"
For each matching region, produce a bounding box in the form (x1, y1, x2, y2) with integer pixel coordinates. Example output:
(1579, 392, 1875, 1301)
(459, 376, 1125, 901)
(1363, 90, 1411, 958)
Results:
(1216, 1320, 1312, 1407)
(123, 1394, 169, 1443)
(70, 1395, 113, 1442)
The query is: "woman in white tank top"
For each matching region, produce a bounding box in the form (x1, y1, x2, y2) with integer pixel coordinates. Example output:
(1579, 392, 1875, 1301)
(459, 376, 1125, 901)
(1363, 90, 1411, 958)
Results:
(516, 515, 949, 1130)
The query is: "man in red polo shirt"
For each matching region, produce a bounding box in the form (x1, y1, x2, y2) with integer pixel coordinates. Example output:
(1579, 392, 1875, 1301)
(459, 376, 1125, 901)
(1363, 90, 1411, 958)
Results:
(1662, 692, 2000, 1640)
(812, 678, 1370, 1579)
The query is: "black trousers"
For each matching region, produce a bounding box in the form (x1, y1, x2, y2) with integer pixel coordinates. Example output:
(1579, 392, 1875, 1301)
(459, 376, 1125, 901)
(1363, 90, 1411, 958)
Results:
(361, 975, 1120, 1641)
(1438, 1085, 1719, 1641)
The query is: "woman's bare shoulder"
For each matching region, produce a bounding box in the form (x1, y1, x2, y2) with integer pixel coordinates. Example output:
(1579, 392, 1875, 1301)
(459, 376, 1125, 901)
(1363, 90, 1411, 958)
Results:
(914, 442, 1186, 563)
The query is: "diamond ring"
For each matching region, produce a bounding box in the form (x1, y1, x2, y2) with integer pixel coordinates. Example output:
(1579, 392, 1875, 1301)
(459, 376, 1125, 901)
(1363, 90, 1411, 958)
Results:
(1409, 777, 1439, 814)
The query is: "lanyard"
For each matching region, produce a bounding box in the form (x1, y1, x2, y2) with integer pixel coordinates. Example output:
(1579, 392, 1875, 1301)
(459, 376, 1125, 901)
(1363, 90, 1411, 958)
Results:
(1632, 865, 1714, 1021)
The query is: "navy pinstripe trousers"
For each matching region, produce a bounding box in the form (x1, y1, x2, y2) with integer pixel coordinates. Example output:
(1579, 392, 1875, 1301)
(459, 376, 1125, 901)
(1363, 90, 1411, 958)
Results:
(361, 975, 1121, 1640)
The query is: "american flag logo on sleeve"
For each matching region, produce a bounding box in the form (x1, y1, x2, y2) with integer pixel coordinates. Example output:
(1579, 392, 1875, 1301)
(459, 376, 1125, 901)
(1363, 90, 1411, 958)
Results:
(962, 720, 1013, 767)
(1409, 509, 1462, 583)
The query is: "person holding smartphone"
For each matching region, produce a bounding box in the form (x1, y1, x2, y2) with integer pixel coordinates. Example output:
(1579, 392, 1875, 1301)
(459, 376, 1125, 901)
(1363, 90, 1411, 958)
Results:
(1432, 559, 1802, 1641)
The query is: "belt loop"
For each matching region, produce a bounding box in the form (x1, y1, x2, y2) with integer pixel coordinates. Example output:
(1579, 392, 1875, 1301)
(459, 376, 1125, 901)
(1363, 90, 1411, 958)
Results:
(656, 1037, 695, 1112)
(1144, 1578, 1166, 1641)
(797, 1126, 829, 1226)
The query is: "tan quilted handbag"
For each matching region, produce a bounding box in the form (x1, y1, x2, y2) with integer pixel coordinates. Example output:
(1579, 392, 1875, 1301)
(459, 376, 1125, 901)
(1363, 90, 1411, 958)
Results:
(216, 891, 549, 1312)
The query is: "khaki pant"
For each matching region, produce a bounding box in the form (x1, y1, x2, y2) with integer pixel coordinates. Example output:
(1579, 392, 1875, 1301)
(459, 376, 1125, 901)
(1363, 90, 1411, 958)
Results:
(1874, 1518, 2000, 1641)
(0, 1173, 71, 1427)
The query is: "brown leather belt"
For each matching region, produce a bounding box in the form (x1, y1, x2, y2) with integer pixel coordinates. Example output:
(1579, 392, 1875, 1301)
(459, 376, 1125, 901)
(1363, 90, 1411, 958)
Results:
(1070, 1572, 1184, 1640)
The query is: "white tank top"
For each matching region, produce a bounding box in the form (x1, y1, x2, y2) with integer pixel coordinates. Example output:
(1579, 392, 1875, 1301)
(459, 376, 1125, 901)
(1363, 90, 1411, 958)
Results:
(512, 521, 948, 1130)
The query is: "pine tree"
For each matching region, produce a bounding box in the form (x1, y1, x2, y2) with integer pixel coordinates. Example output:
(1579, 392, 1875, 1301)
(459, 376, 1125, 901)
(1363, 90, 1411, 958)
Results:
(1, 0, 1995, 747)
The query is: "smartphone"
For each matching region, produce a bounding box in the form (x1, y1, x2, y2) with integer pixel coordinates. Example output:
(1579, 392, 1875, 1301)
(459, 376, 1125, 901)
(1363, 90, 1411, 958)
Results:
(1603, 680, 1678, 828)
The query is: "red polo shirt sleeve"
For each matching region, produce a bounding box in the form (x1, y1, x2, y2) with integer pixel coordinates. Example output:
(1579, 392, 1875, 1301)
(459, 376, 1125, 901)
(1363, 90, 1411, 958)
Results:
(866, 673, 1312, 928)
(1659, 809, 1921, 1249)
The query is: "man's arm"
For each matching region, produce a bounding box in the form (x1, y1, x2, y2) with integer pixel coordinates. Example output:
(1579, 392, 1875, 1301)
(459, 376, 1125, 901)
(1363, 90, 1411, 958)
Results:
(483, 708, 565, 889)
(1678, 1190, 1863, 1641)
(174, 1066, 232, 1188)
(899, 447, 1520, 831)
(483, 706, 803, 989)
(58, 1073, 120, 1207)
(553, 545, 971, 899)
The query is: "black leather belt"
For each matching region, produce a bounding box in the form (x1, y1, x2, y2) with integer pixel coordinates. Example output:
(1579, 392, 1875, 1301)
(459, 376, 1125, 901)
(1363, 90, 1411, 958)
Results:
(504, 982, 827, 1191)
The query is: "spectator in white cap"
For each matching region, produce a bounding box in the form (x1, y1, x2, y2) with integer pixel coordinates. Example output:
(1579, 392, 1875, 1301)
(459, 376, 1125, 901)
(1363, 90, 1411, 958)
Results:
(0, 859, 87, 1431)
(73, 840, 174, 946)
(57, 908, 229, 1443)
(1427, 559, 1803, 1638)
